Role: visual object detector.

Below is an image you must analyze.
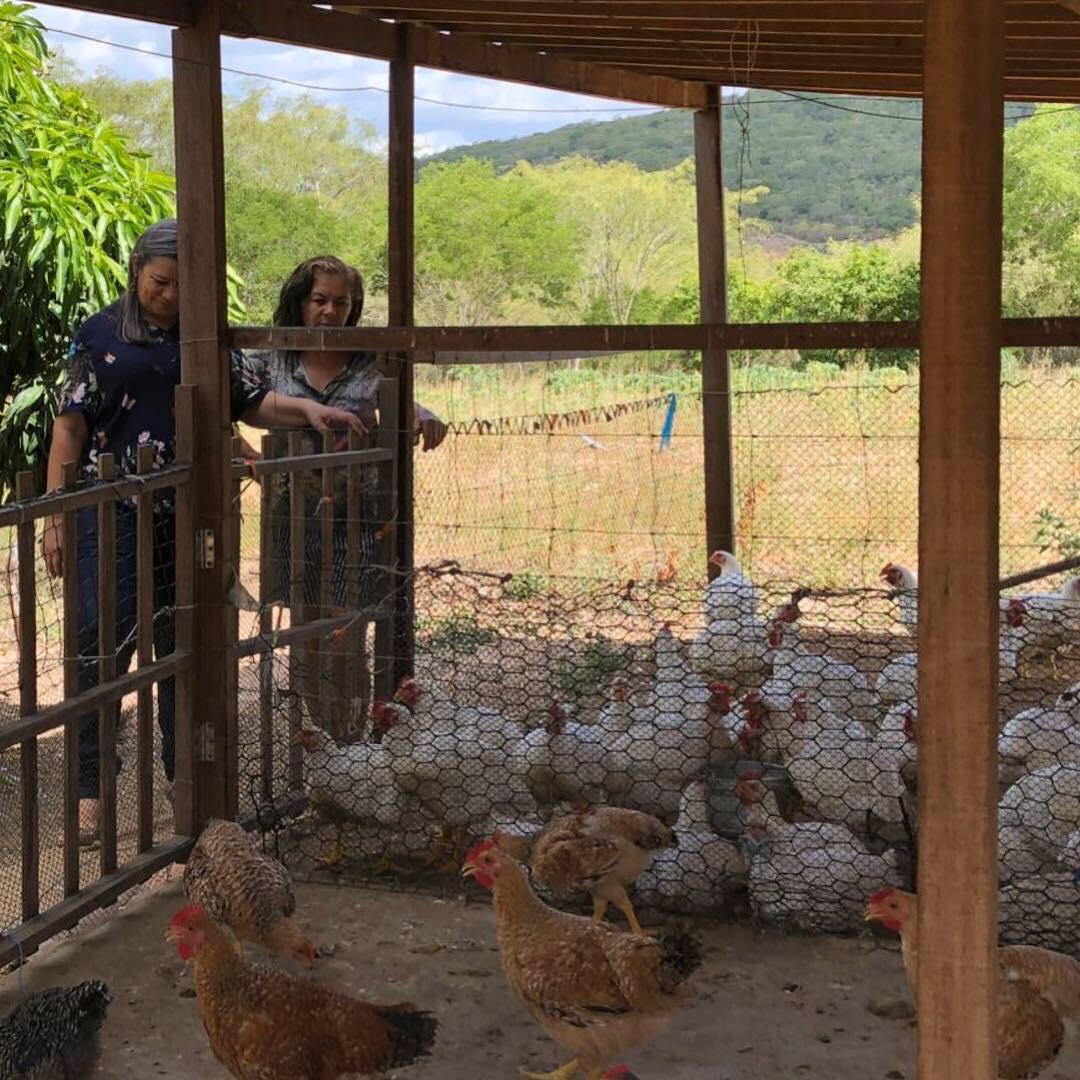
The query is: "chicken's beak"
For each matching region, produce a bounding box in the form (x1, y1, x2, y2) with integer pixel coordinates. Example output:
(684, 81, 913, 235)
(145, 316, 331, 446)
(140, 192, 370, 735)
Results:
(164, 925, 177, 943)
(461, 861, 478, 880)
(863, 902, 881, 923)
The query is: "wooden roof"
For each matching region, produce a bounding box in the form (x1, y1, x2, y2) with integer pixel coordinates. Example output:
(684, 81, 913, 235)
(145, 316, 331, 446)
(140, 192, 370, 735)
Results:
(328, 0, 1080, 103)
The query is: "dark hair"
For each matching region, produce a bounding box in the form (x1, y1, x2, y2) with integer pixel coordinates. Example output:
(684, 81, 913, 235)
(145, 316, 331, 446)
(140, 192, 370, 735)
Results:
(272, 255, 365, 327)
(116, 218, 177, 343)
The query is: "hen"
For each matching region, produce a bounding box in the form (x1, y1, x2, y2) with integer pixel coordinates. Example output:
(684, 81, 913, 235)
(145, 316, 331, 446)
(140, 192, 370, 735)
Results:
(530, 805, 674, 934)
(462, 837, 701, 1080)
(183, 818, 315, 965)
(0, 980, 110, 1080)
(865, 886, 1080, 1079)
(167, 904, 438, 1079)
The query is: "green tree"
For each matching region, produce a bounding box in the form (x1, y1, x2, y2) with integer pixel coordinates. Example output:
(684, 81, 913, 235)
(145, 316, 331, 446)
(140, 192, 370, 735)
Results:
(412, 158, 579, 325)
(0, 4, 175, 495)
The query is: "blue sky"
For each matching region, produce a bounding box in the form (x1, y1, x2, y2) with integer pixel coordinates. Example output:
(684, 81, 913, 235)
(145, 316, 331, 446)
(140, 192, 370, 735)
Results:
(33, 3, 668, 156)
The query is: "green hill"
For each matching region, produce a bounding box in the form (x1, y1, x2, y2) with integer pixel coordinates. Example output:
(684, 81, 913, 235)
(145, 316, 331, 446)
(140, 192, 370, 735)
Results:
(421, 92, 926, 243)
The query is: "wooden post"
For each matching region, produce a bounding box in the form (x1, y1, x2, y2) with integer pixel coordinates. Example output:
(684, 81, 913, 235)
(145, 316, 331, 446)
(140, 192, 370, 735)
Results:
(60, 460, 80, 891)
(917, 3, 1004, 1079)
(694, 85, 735, 574)
(135, 443, 155, 852)
(173, 0, 236, 824)
(387, 22, 415, 686)
(16, 471, 39, 920)
(258, 433, 275, 799)
(96, 454, 118, 875)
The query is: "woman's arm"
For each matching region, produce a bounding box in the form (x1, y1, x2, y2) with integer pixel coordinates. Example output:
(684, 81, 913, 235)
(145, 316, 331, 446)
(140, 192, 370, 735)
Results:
(42, 411, 89, 577)
(414, 402, 448, 452)
(241, 392, 368, 436)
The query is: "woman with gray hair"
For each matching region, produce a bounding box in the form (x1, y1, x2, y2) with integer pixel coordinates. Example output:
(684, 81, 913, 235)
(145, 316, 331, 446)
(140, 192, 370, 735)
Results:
(41, 218, 363, 844)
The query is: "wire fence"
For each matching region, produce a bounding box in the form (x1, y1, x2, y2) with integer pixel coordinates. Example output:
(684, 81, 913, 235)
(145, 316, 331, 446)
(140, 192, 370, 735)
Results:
(2, 353, 1079, 956)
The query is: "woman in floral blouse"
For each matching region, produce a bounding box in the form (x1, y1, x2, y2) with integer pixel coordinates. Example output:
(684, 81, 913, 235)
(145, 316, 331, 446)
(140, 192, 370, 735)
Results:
(42, 219, 364, 844)
(244, 255, 447, 737)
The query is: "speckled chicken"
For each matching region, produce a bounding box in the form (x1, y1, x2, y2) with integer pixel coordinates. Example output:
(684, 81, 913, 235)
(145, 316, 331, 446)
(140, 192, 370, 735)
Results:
(530, 805, 674, 934)
(463, 837, 701, 1080)
(183, 818, 315, 965)
(0, 980, 110, 1080)
(167, 904, 438, 1079)
(866, 886, 1080, 1079)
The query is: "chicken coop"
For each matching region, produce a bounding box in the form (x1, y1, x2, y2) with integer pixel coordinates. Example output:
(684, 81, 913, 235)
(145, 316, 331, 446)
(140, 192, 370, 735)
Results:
(3, 3, 1080, 1079)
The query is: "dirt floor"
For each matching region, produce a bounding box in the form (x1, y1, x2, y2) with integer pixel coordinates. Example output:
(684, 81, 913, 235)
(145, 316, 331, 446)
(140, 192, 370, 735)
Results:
(0, 874, 929, 1080)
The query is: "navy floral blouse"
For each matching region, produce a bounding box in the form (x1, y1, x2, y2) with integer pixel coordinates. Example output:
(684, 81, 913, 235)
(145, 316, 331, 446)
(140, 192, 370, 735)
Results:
(58, 301, 268, 510)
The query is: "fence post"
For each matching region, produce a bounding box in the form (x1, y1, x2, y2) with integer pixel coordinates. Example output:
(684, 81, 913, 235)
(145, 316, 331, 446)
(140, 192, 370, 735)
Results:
(173, 0, 236, 824)
(694, 85, 735, 574)
(60, 460, 81, 889)
(388, 22, 416, 686)
(917, 2, 1004, 1077)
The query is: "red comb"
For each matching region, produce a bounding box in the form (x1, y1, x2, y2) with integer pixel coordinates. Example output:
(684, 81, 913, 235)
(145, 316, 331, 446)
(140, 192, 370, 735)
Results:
(740, 767, 765, 781)
(868, 885, 896, 903)
(463, 836, 497, 865)
(170, 903, 206, 926)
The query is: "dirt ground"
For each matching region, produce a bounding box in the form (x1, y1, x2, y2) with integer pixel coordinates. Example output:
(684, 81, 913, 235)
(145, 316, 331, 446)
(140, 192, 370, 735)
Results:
(0, 874, 928, 1080)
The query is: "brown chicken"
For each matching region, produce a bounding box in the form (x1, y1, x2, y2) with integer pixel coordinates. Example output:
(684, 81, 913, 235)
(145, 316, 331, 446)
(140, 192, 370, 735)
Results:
(865, 886, 1080, 1079)
(462, 836, 701, 1080)
(530, 805, 674, 935)
(167, 904, 438, 1079)
(183, 818, 315, 965)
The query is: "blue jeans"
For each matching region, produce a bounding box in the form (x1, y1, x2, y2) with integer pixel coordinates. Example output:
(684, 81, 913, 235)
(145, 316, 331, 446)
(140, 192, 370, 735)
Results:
(75, 504, 176, 799)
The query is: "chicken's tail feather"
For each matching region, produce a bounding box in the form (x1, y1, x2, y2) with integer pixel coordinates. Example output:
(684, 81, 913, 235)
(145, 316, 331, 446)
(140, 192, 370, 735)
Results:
(377, 1004, 439, 1067)
(657, 922, 703, 987)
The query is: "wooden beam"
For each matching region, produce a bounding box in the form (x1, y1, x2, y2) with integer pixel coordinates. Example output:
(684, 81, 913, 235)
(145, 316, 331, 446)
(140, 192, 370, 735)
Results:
(916, 1, 1004, 1078)
(173, 0, 236, 825)
(694, 89, 735, 570)
(230, 315, 1080, 354)
(388, 23, 416, 690)
(35, 0, 194, 24)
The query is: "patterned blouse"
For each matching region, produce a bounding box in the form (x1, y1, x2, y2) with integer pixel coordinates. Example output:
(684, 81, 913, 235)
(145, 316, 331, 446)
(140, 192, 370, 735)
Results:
(59, 301, 268, 511)
(239, 349, 384, 515)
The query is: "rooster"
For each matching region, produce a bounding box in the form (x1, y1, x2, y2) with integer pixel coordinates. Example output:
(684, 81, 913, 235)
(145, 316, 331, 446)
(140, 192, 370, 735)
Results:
(0, 980, 110, 1080)
(166, 904, 438, 1079)
(462, 837, 701, 1080)
(865, 886, 1080, 1079)
(530, 805, 674, 934)
(183, 818, 315, 965)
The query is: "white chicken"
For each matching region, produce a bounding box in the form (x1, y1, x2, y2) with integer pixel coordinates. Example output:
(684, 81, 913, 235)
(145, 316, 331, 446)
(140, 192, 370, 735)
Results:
(999, 683, 1080, 784)
(703, 549, 761, 622)
(736, 774, 902, 933)
(510, 703, 607, 811)
(765, 601, 880, 727)
(876, 652, 917, 707)
(998, 761, 1080, 883)
(641, 777, 747, 915)
(880, 562, 919, 630)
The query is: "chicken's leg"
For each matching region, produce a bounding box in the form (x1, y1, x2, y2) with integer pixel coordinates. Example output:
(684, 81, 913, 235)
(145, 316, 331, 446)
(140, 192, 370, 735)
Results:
(613, 888, 647, 935)
(520, 1059, 581, 1080)
(321, 823, 345, 867)
(591, 897, 609, 923)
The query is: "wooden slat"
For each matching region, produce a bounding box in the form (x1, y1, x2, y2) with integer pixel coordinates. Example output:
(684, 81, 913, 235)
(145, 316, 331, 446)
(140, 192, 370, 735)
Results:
(233, 608, 391, 658)
(373, 377, 400, 702)
(173, 0, 234, 826)
(319, 431, 337, 736)
(16, 472, 39, 921)
(0, 464, 192, 530)
(258, 433, 275, 801)
(287, 430, 305, 788)
(0, 836, 194, 969)
(172, 386, 197, 836)
(695, 88, 735, 571)
(345, 428, 364, 724)
(230, 447, 392, 477)
(95, 454, 118, 876)
(38, 0, 194, 24)
(135, 445, 155, 853)
(916, 1, 1003, 1077)
(60, 460, 80, 895)
(231, 316, 1080, 354)
(0, 655, 191, 754)
(388, 24, 416, 693)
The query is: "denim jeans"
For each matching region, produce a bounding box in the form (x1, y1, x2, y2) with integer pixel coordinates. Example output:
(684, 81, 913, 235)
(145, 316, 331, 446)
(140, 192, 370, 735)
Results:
(75, 503, 176, 798)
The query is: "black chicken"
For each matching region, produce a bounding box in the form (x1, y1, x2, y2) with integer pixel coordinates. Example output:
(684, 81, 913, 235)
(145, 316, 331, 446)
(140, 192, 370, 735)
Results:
(0, 979, 111, 1079)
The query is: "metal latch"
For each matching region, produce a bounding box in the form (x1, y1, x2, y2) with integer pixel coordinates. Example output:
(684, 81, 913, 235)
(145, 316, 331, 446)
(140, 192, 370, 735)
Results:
(197, 722, 215, 762)
(196, 529, 216, 569)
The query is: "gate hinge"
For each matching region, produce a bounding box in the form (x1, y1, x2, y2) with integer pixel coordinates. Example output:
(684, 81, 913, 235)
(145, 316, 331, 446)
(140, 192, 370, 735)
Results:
(196, 529, 216, 569)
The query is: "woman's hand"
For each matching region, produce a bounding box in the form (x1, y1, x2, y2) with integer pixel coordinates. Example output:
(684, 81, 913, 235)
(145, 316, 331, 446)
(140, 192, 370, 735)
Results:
(301, 399, 368, 437)
(414, 404, 448, 452)
(42, 515, 63, 578)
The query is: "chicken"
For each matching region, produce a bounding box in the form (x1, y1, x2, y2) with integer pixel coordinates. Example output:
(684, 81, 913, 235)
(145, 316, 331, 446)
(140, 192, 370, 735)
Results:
(865, 886, 1080, 1079)
(642, 777, 747, 915)
(737, 775, 901, 932)
(0, 980, 110, 1080)
(880, 562, 919, 629)
(183, 818, 315, 965)
(530, 805, 674, 934)
(999, 683, 1080, 785)
(999, 762, 1080, 882)
(461, 837, 701, 1080)
(166, 904, 438, 1079)
(703, 549, 761, 622)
